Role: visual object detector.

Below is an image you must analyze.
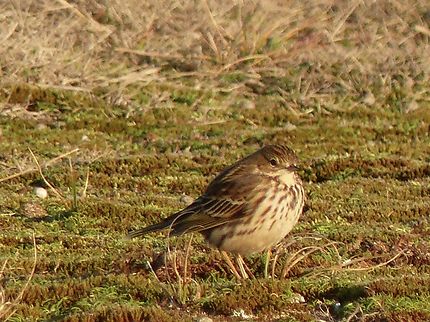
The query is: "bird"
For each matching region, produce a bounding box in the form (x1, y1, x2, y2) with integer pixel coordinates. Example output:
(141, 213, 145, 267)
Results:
(127, 144, 305, 278)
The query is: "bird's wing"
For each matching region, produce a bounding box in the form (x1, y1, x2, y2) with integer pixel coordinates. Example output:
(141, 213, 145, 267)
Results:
(167, 197, 246, 235)
(169, 164, 262, 235)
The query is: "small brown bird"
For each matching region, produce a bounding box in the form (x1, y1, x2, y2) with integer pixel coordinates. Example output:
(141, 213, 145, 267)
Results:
(128, 145, 305, 278)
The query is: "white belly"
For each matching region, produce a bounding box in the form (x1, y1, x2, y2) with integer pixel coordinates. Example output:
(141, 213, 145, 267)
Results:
(207, 183, 303, 255)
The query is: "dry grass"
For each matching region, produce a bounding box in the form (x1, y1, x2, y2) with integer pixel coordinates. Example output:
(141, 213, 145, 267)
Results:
(1, 0, 428, 108)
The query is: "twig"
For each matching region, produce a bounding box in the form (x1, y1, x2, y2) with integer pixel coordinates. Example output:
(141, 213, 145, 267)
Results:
(0, 148, 79, 183)
(55, 0, 112, 35)
(82, 167, 90, 198)
(68, 158, 77, 209)
(337, 250, 405, 272)
(0, 212, 16, 217)
(146, 260, 161, 284)
(282, 246, 326, 278)
(183, 234, 193, 282)
(28, 148, 64, 200)
(172, 251, 182, 283)
(115, 48, 183, 60)
(0, 22, 18, 45)
(216, 54, 269, 74)
(202, 0, 228, 46)
(345, 304, 362, 322)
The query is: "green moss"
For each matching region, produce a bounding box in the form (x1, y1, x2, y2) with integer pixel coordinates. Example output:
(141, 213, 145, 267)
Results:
(1, 15, 429, 319)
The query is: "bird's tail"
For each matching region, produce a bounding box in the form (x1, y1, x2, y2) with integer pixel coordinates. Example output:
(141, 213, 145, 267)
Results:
(126, 218, 175, 240)
(126, 202, 206, 240)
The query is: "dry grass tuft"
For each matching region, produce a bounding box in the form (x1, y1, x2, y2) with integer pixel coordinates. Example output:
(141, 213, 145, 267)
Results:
(1, 0, 428, 111)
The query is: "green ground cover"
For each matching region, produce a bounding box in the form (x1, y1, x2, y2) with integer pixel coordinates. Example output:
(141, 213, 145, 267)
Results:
(0, 1, 429, 321)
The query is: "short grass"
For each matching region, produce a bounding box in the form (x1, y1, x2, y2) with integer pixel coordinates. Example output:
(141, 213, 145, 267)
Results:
(0, 0, 429, 321)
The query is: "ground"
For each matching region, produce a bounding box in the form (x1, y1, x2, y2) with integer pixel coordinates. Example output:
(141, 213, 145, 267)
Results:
(0, 0, 429, 321)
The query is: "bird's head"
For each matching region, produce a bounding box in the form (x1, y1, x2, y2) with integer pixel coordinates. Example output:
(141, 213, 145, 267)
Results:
(252, 145, 301, 186)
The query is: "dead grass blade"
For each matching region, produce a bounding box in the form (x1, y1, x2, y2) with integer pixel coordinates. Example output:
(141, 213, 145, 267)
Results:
(281, 243, 339, 278)
(183, 234, 193, 283)
(0, 233, 37, 320)
(335, 250, 406, 273)
(55, 0, 113, 38)
(28, 148, 65, 200)
(0, 148, 79, 183)
(82, 167, 90, 198)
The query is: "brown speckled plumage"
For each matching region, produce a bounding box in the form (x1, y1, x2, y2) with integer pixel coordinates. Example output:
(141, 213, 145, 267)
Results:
(128, 144, 305, 257)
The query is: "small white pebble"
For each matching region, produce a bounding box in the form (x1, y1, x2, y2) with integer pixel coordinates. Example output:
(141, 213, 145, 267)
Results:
(81, 135, 89, 141)
(33, 186, 48, 199)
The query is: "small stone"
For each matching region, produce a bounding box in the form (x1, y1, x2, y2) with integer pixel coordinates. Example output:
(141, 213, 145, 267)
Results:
(362, 90, 375, 106)
(81, 135, 89, 141)
(33, 186, 48, 199)
(179, 194, 194, 205)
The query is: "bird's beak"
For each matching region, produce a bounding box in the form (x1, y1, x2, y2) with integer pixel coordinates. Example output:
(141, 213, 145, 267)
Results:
(286, 164, 300, 172)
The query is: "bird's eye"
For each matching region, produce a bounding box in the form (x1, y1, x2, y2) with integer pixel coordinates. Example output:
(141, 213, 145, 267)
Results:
(269, 158, 278, 166)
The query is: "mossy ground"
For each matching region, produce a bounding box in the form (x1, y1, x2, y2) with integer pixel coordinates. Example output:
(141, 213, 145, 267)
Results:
(1, 1, 429, 321)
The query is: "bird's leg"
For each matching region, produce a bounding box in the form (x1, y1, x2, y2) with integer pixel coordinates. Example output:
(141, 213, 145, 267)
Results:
(264, 248, 272, 279)
(271, 249, 280, 279)
(220, 251, 242, 279)
(236, 254, 255, 279)
(236, 255, 248, 279)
